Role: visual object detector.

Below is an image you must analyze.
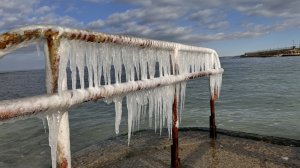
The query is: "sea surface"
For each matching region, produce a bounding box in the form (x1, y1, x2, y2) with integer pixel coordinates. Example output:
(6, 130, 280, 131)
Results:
(0, 56, 299, 167)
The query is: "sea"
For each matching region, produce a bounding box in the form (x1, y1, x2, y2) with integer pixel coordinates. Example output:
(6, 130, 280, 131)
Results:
(0, 56, 299, 167)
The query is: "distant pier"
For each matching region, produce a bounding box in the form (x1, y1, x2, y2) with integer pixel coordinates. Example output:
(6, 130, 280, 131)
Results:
(241, 46, 300, 57)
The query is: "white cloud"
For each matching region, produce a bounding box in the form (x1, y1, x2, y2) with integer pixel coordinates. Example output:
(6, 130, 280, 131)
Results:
(36, 6, 53, 15)
(208, 21, 229, 29)
(0, 0, 82, 31)
(84, 0, 300, 45)
(233, 0, 300, 18)
(189, 9, 218, 23)
(0, 0, 38, 15)
(83, 0, 111, 3)
(88, 19, 105, 29)
(1, 0, 300, 45)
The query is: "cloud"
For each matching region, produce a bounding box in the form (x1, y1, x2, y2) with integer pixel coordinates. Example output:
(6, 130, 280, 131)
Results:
(0, 0, 82, 32)
(0, 0, 38, 15)
(83, 0, 111, 3)
(36, 6, 53, 15)
(1, 0, 300, 46)
(208, 21, 229, 29)
(85, 0, 300, 45)
(234, 0, 300, 18)
(88, 19, 105, 29)
(189, 9, 221, 23)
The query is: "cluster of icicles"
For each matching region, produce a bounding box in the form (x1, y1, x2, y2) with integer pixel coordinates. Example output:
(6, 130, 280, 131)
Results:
(45, 39, 222, 168)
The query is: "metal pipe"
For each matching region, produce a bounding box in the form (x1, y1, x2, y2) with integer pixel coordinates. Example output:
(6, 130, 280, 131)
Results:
(209, 95, 217, 139)
(0, 25, 217, 58)
(56, 112, 71, 168)
(171, 89, 180, 168)
(0, 69, 223, 122)
(45, 33, 71, 168)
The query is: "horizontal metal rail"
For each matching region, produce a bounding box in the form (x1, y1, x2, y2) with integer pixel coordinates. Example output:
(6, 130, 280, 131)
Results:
(0, 69, 223, 122)
(0, 25, 217, 58)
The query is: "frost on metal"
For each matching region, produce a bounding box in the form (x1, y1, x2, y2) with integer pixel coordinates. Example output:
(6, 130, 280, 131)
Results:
(0, 25, 223, 168)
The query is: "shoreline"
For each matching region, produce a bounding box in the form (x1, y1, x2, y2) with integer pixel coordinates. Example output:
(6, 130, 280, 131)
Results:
(240, 54, 300, 58)
(72, 127, 300, 168)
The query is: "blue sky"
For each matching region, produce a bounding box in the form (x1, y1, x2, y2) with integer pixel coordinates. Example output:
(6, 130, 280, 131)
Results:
(0, 0, 300, 71)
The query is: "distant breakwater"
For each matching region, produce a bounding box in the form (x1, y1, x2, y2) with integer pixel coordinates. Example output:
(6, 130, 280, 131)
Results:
(241, 46, 300, 57)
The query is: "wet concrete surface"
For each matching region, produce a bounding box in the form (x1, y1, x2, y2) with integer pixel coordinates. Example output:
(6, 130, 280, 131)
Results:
(72, 128, 300, 168)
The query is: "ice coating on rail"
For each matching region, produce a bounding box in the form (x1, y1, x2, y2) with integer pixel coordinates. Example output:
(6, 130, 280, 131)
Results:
(177, 50, 222, 98)
(61, 40, 173, 89)
(55, 39, 222, 144)
(57, 40, 222, 91)
(210, 73, 222, 98)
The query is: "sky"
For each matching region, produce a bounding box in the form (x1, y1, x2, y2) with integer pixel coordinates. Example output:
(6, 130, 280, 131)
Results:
(0, 0, 300, 71)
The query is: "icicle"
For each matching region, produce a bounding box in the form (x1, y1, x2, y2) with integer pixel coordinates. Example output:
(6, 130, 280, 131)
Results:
(69, 41, 77, 90)
(114, 97, 123, 135)
(209, 73, 223, 99)
(179, 82, 187, 124)
(97, 44, 103, 86)
(112, 45, 122, 84)
(57, 39, 70, 94)
(86, 44, 94, 88)
(148, 49, 157, 79)
(47, 111, 64, 168)
(157, 50, 164, 77)
(127, 94, 133, 145)
(126, 84, 175, 145)
(133, 47, 140, 80)
(91, 43, 99, 88)
(36, 42, 42, 57)
(76, 41, 86, 89)
(100, 43, 110, 85)
(40, 116, 48, 133)
(139, 48, 148, 80)
(148, 90, 154, 128)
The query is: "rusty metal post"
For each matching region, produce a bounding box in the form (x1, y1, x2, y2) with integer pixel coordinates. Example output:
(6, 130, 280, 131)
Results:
(209, 95, 217, 139)
(45, 30, 71, 168)
(171, 90, 180, 168)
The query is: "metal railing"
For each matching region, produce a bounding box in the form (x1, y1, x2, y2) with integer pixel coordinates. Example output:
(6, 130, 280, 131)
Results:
(0, 25, 223, 168)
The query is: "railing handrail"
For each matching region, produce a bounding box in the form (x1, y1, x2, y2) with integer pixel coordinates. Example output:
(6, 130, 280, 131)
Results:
(0, 25, 217, 58)
(0, 69, 223, 122)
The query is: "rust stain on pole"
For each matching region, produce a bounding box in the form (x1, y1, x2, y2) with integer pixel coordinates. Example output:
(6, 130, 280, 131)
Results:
(171, 91, 180, 168)
(0, 33, 19, 49)
(57, 145, 69, 168)
(209, 92, 218, 139)
(0, 29, 41, 50)
(57, 158, 68, 168)
(45, 29, 60, 93)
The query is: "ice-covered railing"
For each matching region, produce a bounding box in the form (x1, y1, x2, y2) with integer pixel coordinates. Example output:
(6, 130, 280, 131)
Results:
(0, 25, 223, 168)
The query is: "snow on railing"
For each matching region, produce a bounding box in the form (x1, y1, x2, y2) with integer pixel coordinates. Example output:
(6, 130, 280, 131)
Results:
(0, 25, 223, 168)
